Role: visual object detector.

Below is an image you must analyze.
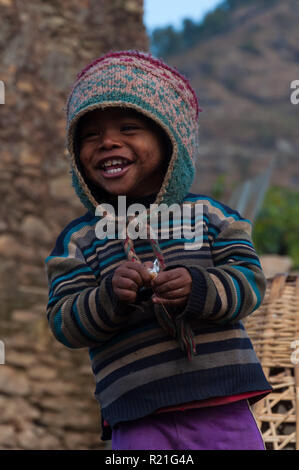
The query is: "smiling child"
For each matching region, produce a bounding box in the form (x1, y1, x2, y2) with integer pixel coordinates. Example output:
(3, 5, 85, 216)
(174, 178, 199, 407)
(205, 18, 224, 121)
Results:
(45, 51, 271, 450)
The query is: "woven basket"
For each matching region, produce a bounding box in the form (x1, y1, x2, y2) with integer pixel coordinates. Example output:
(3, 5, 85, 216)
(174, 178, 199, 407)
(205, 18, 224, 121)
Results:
(243, 273, 299, 450)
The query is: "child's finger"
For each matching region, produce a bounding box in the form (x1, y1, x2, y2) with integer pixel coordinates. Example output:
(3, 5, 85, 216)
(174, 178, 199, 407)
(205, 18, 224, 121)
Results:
(151, 268, 192, 297)
(125, 261, 152, 284)
(151, 269, 179, 286)
(143, 261, 154, 270)
(154, 287, 188, 299)
(116, 262, 144, 287)
(113, 275, 140, 292)
(138, 262, 155, 286)
(114, 287, 137, 303)
(153, 278, 185, 295)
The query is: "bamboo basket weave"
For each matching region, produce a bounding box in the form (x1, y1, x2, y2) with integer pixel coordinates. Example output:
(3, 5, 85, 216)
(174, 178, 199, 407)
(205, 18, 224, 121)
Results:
(243, 273, 299, 450)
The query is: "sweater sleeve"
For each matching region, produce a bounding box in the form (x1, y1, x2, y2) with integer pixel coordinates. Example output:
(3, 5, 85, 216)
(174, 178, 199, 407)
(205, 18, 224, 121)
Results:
(178, 204, 267, 324)
(45, 232, 136, 349)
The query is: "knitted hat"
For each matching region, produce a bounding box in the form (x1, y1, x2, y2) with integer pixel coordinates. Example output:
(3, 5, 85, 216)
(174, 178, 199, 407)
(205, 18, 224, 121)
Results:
(66, 50, 201, 360)
(66, 50, 201, 213)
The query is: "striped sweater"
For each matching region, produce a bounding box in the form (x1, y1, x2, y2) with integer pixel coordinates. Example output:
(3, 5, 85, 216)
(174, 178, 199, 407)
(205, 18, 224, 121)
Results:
(45, 193, 270, 440)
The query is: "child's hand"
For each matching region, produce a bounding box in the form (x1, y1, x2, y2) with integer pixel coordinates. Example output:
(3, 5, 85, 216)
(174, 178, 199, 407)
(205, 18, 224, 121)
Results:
(151, 267, 192, 307)
(112, 261, 152, 304)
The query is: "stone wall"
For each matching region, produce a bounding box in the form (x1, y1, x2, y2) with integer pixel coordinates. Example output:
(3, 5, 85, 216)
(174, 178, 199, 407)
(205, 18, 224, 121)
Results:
(1, 307, 102, 449)
(0, 0, 148, 450)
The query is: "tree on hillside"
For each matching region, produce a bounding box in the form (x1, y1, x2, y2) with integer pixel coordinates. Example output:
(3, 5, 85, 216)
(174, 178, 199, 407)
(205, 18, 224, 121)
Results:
(150, 0, 279, 58)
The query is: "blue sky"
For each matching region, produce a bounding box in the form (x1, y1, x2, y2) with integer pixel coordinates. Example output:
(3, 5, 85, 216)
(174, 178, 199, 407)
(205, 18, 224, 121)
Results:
(144, 0, 222, 31)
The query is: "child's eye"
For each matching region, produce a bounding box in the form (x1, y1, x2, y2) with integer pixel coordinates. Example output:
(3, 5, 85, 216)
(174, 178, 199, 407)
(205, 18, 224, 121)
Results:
(121, 124, 140, 132)
(82, 132, 98, 140)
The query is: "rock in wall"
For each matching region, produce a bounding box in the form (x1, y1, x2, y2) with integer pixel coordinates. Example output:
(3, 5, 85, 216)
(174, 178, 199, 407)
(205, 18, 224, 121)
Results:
(0, 0, 148, 450)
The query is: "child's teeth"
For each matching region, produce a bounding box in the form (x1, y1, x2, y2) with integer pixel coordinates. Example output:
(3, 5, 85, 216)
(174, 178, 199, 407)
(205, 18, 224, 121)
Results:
(102, 158, 126, 167)
(106, 167, 122, 174)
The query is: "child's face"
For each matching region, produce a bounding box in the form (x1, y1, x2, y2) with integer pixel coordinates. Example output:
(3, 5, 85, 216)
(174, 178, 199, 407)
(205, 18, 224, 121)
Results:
(78, 107, 168, 199)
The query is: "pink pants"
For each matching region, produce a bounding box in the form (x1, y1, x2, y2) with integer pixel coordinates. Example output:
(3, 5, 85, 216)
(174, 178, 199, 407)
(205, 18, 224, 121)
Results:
(111, 399, 265, 450)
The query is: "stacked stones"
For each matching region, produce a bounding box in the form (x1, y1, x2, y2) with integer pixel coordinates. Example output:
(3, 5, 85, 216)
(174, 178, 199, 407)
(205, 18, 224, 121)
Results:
(0, 304, 103, 450)
(0, 0, 148, 450)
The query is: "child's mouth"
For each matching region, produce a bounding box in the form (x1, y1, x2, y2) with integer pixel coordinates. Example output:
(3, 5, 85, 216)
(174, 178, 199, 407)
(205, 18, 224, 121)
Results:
(98, 157, 133, 178)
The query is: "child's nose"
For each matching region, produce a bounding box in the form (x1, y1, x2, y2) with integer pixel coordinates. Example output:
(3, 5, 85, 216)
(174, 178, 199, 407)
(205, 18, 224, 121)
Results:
(98, 128, 122, 149)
